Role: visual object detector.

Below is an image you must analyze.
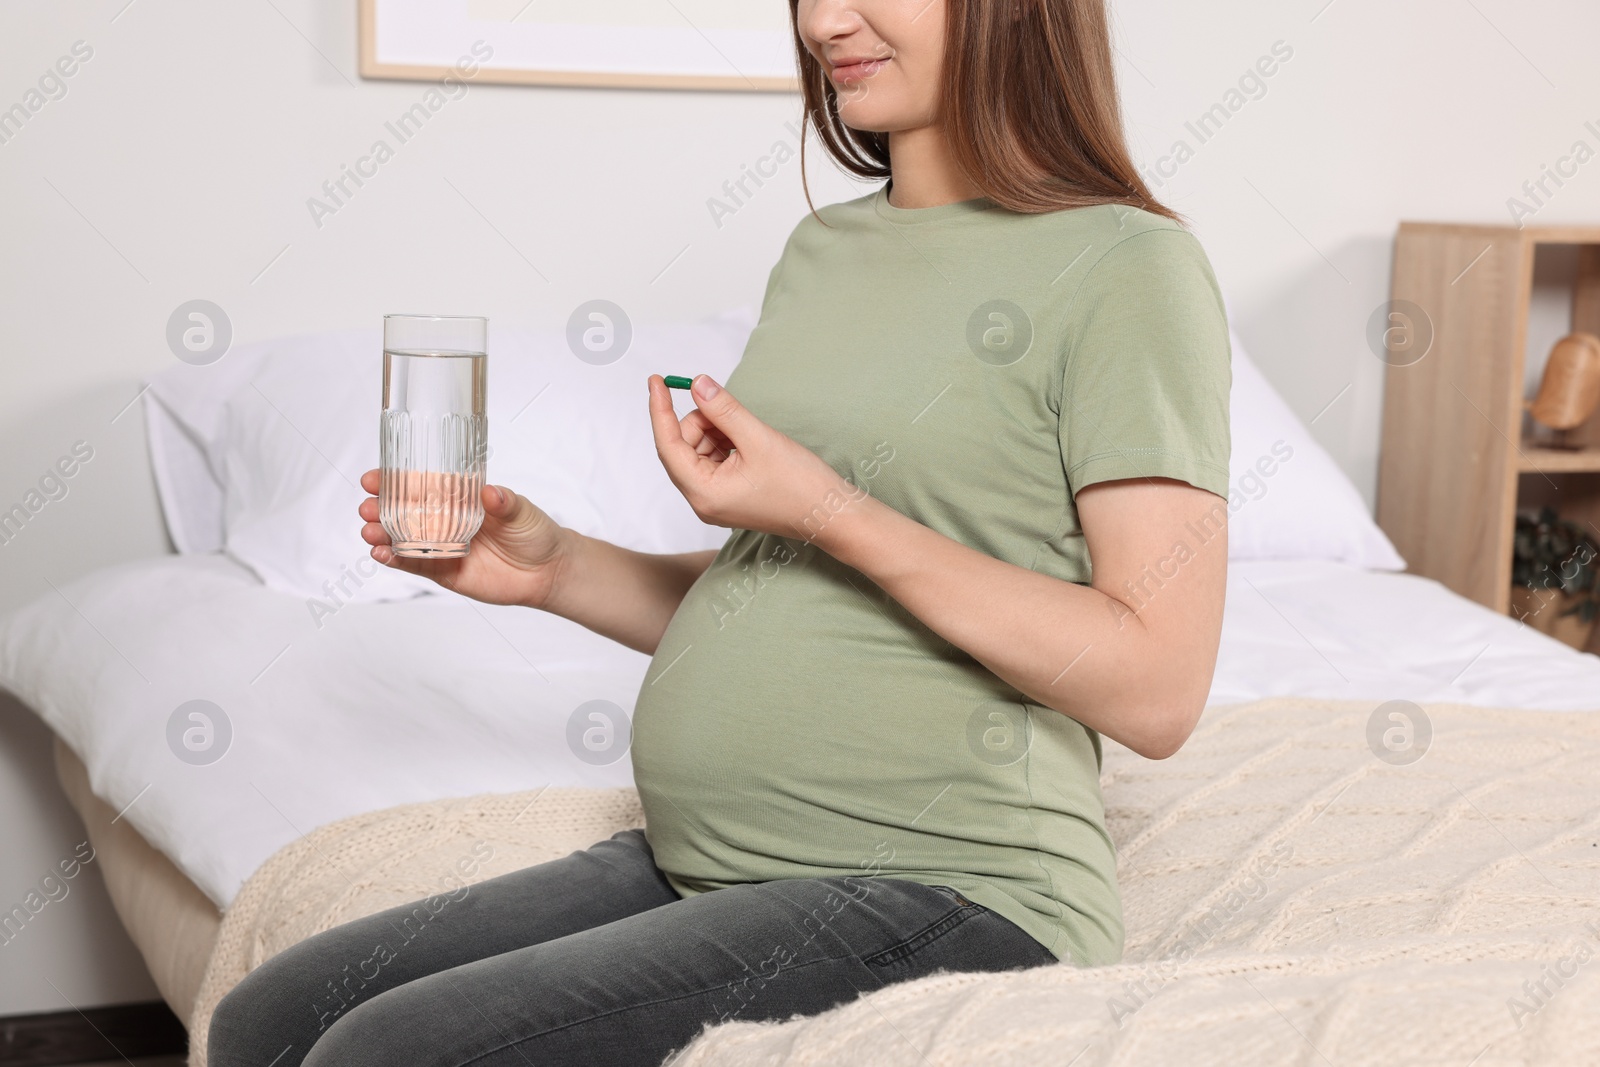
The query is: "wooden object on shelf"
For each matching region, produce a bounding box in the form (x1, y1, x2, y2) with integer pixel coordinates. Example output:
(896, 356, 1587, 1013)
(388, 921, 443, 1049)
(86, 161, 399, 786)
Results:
(1376, 222, 1600, 655)
(1527, 332, 1600, 433)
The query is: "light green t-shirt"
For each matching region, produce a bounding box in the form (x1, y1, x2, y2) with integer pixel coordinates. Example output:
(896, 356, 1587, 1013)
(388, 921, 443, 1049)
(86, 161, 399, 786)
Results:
(631, 187, 1232, 966)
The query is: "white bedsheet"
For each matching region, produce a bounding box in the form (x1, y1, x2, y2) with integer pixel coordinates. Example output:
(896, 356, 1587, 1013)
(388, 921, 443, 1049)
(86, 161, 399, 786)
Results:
(2, 554, 1596, 907)
(1212, 560, 1600, 710)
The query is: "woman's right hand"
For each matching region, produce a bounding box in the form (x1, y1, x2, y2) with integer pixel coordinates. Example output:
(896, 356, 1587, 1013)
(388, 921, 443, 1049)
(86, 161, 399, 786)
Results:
(358, 470, 570, 609)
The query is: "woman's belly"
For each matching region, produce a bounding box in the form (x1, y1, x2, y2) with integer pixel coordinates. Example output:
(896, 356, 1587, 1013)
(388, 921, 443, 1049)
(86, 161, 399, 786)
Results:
(628, 530, 1124, 966)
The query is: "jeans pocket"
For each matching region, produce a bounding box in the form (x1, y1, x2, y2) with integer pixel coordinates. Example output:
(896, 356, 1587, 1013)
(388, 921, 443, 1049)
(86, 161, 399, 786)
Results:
(930, 885, 975, 907)
(860, 885, 983, 969)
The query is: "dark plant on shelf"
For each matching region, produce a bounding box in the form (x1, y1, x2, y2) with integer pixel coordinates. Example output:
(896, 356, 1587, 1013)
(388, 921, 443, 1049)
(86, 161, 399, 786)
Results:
(1513, 507, 1600, 624)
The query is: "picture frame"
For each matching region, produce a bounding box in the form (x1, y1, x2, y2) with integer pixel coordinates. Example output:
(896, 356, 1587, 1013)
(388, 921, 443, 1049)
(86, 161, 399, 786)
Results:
(357, 0, 799, 92)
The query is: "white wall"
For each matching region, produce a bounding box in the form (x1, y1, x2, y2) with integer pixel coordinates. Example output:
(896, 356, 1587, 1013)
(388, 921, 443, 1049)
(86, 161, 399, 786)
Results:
(0, 694, 162, 1015)
(1115, 0, 1600, 494)
(2, 0, 1598, 1015)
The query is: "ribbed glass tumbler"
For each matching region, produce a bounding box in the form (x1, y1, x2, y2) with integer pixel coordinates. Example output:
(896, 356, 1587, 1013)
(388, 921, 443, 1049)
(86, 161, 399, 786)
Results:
(378, 314, 488, 559)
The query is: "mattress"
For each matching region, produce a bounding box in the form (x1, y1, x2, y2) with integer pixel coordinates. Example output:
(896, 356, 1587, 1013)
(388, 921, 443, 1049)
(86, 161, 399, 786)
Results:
(52, 737, 219, 1022)
(3, 552, 1598, 917)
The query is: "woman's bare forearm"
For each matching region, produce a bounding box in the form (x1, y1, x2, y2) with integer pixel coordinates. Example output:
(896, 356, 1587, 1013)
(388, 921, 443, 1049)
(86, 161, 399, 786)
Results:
(540, 531, 718, 654)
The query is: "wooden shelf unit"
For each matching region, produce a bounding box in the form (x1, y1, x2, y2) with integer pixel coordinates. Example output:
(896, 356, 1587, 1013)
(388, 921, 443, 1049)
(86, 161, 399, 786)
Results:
(1376, 223, 1600, 653)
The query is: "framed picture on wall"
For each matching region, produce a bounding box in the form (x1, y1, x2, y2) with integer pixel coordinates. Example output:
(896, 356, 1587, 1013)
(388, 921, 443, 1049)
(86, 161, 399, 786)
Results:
(358, 0, 799, 92)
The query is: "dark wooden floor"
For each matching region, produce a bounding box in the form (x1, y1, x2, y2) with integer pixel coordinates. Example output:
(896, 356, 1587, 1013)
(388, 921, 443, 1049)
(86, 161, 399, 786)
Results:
(0, 1002, 186, 1067)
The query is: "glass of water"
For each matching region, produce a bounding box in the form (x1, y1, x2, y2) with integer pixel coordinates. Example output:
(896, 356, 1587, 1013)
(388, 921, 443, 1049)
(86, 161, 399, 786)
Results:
(379, 314, 488, 559)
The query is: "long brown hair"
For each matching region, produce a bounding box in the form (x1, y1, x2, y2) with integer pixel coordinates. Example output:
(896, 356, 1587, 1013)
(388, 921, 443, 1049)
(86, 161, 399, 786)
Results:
(789, 0, 1180, 223)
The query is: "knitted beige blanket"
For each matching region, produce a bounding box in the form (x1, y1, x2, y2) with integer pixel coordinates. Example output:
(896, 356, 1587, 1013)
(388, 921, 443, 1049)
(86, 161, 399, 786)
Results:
(188, 698, 1600, 1066)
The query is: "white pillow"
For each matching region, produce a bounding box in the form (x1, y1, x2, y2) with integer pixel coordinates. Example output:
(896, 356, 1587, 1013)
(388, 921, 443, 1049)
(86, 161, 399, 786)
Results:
(146, 313, 754, 603)
(145, 311, 1402, 602)
(146, 336, 285, 554)
(1224, 330, 1405, 570)
(145, 395, 226, 554)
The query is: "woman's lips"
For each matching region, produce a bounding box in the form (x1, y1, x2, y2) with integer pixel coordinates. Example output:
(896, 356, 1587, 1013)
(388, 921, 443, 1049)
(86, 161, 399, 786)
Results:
(830, 57, 889, 86)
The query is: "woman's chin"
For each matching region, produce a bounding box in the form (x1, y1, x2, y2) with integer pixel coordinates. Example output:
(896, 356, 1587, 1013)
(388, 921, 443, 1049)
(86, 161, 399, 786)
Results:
(835, 108, 917, 136)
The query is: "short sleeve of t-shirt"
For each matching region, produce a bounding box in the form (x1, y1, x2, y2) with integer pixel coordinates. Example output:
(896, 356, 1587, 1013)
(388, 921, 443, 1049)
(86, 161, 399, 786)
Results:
(1057, 227, 1232, 500)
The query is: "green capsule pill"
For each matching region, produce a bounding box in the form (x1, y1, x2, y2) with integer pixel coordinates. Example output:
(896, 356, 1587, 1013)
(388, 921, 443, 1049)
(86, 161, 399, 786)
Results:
(664, 375, 694, 390)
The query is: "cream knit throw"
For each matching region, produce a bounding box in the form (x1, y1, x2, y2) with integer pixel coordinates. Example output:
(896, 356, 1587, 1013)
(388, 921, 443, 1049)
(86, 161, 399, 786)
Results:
(188, 698, 1600, 1066)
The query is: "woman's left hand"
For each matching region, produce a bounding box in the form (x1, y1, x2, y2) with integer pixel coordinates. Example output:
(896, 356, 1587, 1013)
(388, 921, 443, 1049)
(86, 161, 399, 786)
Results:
(647, 374, 853, 541)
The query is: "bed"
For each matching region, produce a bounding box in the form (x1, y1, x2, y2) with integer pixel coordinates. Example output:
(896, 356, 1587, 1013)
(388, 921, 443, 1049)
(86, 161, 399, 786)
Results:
(2, 314, 1597, 1064)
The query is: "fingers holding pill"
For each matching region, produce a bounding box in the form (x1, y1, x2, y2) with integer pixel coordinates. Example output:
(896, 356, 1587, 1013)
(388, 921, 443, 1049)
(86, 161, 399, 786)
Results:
(681, 410, 735, 459)
(645, 372, 853, 537)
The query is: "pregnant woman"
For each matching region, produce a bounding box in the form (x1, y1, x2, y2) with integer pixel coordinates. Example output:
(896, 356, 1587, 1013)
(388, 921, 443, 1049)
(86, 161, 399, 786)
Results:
(210, 0, 1231, 1063)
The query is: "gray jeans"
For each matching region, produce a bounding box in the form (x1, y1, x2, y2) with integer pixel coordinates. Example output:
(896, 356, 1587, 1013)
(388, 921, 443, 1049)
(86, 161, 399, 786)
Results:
(208, 829, 1055, 1067)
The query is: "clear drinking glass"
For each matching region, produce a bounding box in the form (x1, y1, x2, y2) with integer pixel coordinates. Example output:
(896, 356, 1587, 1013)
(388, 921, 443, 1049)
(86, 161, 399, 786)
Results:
(379, 314, 488, 559)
